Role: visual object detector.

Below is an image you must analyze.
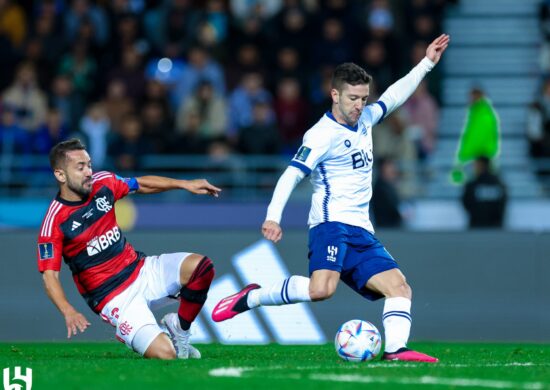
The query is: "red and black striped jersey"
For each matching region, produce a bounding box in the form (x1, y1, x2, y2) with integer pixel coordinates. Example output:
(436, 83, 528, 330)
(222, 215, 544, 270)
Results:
(37, 171, 144, 313)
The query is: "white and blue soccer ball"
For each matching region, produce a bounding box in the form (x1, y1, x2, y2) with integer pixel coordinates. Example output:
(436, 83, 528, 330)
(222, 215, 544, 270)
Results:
(334, 319, 382, 362)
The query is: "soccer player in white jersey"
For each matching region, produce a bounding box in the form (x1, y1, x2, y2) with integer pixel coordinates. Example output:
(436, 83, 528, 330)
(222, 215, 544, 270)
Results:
(213, 34, 450, 362)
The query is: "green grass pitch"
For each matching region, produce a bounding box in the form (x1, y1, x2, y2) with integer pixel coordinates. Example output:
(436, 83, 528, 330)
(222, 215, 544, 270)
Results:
(1, 342, 549, 389)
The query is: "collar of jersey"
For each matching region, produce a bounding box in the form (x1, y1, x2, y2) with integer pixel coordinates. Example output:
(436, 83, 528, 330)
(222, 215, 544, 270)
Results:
(325, 111, 358, 132)
(56, 192, 89, 206)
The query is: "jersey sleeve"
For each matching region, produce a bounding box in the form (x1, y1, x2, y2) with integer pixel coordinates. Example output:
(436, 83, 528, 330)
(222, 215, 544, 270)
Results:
(37, 216, 64, 273)
(363, 101, 388, 126)
(290, 128, 333, 175)
(92, 171, 139, 201)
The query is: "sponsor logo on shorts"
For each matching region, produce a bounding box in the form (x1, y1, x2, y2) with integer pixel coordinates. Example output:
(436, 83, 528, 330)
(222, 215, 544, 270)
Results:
(119, 321, 133, 336)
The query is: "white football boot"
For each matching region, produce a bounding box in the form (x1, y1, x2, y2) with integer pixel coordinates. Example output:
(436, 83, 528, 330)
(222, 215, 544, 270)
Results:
(160, 313, 201, 359)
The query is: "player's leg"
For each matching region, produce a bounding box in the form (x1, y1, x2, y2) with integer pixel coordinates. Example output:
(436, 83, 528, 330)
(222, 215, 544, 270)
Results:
(145, 252, 213, 358)
(176, 253, 215, 331)
(212, 222, 345, 322)
(361, 247, 437, 362)
(365, 268, 413, 353)
(211, 274, 314, 322)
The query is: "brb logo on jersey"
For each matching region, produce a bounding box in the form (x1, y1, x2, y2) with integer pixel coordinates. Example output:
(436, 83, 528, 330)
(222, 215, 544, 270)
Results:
(95, 196, 112, 213)
(351, 148, 373, 170)
(87, 226, 120, 256)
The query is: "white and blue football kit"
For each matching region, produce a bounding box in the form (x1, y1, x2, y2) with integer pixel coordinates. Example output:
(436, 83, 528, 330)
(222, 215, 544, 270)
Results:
(266, 57, 435, 300)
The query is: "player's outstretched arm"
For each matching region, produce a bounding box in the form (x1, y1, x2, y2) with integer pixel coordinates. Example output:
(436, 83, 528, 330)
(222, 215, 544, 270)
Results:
(376, 34, 450, 117)
(263, 166, 306, 243)
(43, 270, 91, 339)
(136, 175, 221, 197)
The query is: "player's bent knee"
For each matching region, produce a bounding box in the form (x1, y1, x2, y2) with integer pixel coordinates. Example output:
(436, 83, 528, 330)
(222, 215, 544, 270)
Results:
(309, 286, 336, 301)
(143, 333, 177, 360)
(386, 282, 412, 299)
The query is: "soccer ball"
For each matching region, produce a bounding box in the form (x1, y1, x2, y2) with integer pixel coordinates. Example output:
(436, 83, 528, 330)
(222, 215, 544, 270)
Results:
(334, 319, 382, 362)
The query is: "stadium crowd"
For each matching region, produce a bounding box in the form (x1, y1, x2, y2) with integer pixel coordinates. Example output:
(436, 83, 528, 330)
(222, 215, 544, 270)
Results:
(0, 0, 447, 190)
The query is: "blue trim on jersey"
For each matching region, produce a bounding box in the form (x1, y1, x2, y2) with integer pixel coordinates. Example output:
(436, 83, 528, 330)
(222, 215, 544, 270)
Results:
(289, 160, 312, 176)
(376, 101, 387, 124)
(325, 111, 358, 132)
(319, 163, 331, 222)
(281, 278, 289, 304)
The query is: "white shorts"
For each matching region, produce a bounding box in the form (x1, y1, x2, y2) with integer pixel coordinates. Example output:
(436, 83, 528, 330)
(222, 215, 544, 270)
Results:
(100, 252, 191, 355)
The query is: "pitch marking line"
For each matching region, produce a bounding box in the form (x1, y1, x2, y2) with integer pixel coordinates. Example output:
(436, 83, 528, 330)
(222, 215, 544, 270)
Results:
(310, 374, 546, 389)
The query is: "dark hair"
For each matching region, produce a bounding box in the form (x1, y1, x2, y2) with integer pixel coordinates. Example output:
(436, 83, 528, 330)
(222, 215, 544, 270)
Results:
(331, 63, 372, 91)
(49, 138, 86, 169)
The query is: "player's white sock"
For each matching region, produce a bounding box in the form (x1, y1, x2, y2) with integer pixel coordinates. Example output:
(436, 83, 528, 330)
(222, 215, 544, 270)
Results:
(247, 275, 311, 309)
(382, 297, 412, 353)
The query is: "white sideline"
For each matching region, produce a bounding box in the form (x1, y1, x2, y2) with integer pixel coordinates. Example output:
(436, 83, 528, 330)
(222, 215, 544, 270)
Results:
(209, 367, 253, 377)
(309, 374, 545, 389)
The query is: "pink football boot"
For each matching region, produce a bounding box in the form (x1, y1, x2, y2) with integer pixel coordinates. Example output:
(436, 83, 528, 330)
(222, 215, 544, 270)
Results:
(212, 283, 261, 322)
(382, 348, 439, 363)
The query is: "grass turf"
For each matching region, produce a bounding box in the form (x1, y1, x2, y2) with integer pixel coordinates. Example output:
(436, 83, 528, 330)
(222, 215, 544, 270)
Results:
(1, 342, 549, 390)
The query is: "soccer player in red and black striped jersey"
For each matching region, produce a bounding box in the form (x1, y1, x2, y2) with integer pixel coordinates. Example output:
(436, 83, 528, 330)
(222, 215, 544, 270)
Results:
(37, 139, 220, 359)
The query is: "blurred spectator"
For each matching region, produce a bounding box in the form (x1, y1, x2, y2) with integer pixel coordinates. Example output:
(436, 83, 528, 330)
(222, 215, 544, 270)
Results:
(141, 101, 172, 153)
(462, 156, 507, 228)
(49, 74, 84, 132)
(452, 87, 500, 184)
(171, 109, 208, 154)
(308, 65, 333, 126)
(29, 13, 65, 85)
(358, 40, 393, 92)
(539, 0, 550, 73)
(273, 77, 309, 151)
(176, 79, 227, 145)
(401, 80, 439, 164)
(143, 0, 199, 57)
(238, 100, 282, 154)
(195, 0, 228, 58)
(225, 43, 265, 91)
(108, 46, 146, 104)
(171, 46, 225, 109)
(310, 18, 353, 67)
(0, 0, 27, 49)
(271, 46, 307, 93)
(32, 108, 69, 154)
(230, 0, 283, 24)
(64, 0, 109, 47)
(77, 102, 110, 169)
(526, 102, 545, 157)
(58, 40, 97, 100)
(373, 110, 418, 198)
(371, 158, 403, 228)
(0, 107, 30, 155)
(271, 5, 310, 54)
(2, 61, 48, 132)
(103, 79, 134, 132)
(228, 72, 274, 135)
(108, 114, 152, 171)
(362, 0, 401, 76)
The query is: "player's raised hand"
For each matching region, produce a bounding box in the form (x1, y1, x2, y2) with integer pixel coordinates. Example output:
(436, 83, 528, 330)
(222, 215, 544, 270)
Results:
(64, 310, 91, 339)
(262, 220, 283, 243)
(185, 179, 222, 197)
(426, 34, 450, 65)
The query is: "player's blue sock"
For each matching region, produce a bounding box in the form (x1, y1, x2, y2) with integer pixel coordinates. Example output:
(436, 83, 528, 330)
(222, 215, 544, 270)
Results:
(247, 275, 311, 308)
(382, 297, 412, 353)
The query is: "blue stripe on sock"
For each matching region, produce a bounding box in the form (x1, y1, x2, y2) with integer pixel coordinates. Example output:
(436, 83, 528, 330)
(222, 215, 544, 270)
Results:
(383, 313, 412, 322)
(383, 310, 411, 319)
(280, 278, 289, 304)
(284, 276, 291, 303)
